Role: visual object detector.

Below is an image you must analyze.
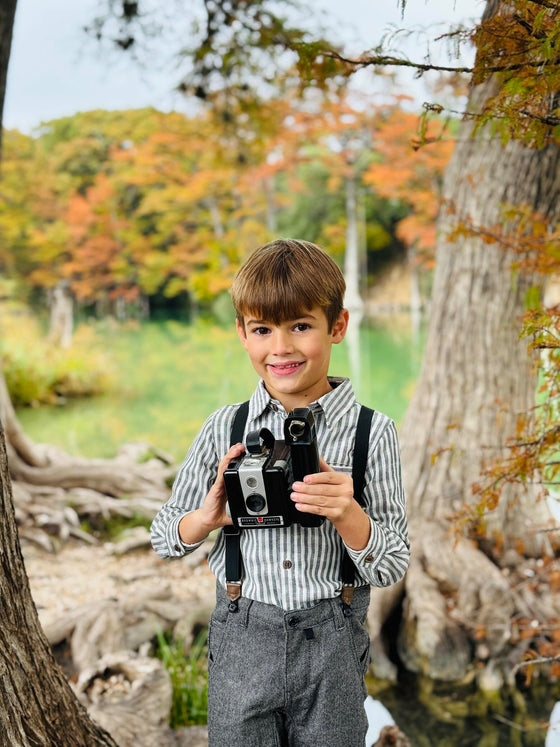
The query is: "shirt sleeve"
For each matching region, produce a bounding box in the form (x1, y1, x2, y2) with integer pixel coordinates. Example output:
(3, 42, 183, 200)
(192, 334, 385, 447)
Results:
(344, 418, 409, 587)
(150, 410, 224, 559)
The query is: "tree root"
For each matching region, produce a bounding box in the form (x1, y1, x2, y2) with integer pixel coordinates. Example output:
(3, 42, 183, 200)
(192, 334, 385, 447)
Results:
(372, 517, 560, 688)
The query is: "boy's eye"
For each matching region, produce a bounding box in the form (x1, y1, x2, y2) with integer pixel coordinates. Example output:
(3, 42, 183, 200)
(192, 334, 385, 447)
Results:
(293, 322, 311, 332)
(252, 326, 271, 335)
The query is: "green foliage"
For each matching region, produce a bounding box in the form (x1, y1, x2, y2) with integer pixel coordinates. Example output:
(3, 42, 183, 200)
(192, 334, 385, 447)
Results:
(0, 308, 114, 407)
(471, 1, 560, 148)
(155, 629, 209, 728)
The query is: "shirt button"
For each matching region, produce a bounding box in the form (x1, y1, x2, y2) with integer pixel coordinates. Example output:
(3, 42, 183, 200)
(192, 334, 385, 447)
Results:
(174, 544, 181, 552)
(288, 617, 299, 627)
(364, 554, 374, 563)
(283, 560, 293, 569)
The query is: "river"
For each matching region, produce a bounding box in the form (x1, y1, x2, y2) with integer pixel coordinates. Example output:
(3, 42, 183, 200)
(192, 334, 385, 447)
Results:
(16, 313, 424, 460)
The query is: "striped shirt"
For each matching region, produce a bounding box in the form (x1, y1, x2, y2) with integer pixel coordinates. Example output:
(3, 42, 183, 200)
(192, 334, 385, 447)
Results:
(150, 377, 409, 610)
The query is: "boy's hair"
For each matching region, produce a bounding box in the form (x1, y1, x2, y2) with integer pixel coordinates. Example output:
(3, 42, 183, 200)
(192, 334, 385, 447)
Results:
(230, 238, 346, 331)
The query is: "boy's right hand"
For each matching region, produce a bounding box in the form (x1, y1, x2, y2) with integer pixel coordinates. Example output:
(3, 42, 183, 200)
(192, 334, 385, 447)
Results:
(199, 442, 245, 531)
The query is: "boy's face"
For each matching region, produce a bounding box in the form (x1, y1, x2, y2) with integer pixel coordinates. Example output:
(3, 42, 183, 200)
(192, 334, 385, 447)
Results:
(236, 306, 349, 411)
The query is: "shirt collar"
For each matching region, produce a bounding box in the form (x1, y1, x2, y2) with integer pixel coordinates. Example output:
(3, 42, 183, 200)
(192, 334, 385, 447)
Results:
(248, 377, 356, 428)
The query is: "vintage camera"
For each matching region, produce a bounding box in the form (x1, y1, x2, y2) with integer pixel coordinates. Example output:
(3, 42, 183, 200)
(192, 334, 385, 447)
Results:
(224, 407, 324, 528)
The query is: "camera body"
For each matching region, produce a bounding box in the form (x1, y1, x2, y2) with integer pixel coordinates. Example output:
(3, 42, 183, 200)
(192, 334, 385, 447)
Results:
(224, 407, 324, 528)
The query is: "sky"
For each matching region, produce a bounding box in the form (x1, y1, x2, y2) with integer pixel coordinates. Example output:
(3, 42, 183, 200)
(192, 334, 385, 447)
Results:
(4, 0, 485, 133)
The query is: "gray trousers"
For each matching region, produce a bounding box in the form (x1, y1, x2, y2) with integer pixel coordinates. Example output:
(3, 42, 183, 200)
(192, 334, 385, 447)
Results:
(207, 585, 370, 747)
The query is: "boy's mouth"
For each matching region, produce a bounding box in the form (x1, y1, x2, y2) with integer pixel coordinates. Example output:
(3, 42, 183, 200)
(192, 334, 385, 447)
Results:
(267, 361, 304, 376)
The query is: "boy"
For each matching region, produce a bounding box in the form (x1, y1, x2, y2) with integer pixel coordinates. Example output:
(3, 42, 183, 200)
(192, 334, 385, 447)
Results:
(151, 238, 409, 746)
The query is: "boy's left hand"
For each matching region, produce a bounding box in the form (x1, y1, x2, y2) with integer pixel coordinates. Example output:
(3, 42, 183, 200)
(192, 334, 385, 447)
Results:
(290, 458, 372, 552)
(290, 457, 354, 523)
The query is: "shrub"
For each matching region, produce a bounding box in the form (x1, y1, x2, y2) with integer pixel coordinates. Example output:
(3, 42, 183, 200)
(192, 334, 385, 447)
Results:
(0, 310, 114, 407)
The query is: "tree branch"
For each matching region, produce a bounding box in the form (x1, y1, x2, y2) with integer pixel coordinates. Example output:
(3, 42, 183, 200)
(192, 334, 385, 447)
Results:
(324, 50, 560, 78)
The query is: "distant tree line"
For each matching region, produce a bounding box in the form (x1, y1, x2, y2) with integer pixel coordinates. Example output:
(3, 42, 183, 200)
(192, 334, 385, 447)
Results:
(0, 100, 451, 320)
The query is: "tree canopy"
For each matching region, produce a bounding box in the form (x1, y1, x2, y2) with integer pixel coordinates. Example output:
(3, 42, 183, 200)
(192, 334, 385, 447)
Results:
(0, 98, 452, 313)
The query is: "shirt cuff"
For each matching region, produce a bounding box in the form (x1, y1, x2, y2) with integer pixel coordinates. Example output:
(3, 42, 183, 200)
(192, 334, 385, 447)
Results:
(169, 515, 203, 556)
(344, 516, 387, 572)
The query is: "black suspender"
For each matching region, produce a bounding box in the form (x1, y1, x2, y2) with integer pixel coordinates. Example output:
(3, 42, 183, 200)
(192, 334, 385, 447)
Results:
(223, 401, 250, 605)
(341, 405, 374, 605)
(224, 401, 374, 607)
(230, 400, 250, 445)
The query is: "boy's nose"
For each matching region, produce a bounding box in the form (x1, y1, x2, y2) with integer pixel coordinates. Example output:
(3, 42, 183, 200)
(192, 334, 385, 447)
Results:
(271, 329, 293, 354)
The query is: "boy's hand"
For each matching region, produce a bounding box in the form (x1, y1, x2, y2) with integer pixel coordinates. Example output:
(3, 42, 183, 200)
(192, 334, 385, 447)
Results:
(179, 443, 245, 545)
(290, 457, 354, 523)
(290, 457, 371, 551)
(200, 442, 246, 530)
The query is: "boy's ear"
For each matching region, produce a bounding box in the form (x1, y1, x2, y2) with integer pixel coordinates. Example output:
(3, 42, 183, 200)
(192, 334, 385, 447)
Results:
(236, 319, 249, 349)
(331, 309, 349, 344)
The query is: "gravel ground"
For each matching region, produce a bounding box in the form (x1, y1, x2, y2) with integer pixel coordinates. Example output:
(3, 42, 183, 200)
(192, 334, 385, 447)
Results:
(22, 539, 216, 632)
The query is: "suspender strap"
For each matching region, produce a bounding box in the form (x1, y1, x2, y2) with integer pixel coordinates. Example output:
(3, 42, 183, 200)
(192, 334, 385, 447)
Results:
(341, 406, 374, 605)
(224, 526, 242, 602)
(230, 400, 249, 446)
(224, 401, 250, 604)
(351, 406, 374, 508)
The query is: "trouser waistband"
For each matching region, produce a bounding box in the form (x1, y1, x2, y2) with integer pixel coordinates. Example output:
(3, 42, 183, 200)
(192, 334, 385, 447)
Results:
(215, 583, 370, 631)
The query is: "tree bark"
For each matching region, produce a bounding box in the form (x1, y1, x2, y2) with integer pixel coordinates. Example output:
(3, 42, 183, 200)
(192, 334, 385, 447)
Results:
(0, 420, 119, 746)
(0, 6, 165, 742)
(400, 80, 560, 551)
(0, 0, 16, 158)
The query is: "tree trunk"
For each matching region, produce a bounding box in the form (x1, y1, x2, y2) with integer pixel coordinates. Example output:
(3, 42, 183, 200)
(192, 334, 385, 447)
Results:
(391, 0, 560, 685)
(0, 0, 16, 158)
(344, 172, 364, 313)
(400, 80, 560, 551)
(0, 420, 119, 746)
(48, 280, 74, 348)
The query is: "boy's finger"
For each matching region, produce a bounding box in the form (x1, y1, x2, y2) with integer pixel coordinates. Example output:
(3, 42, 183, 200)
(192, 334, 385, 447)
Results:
(218, 443, 245, 473)
(212, 445, 245, 492)
(318, 456, 334, 473)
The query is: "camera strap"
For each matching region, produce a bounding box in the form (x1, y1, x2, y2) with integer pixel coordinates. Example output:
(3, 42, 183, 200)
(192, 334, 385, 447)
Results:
(224, 400, 374, 607)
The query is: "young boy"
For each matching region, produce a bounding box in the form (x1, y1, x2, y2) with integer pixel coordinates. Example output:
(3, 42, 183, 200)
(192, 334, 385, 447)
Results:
(151, 238, 409, 746)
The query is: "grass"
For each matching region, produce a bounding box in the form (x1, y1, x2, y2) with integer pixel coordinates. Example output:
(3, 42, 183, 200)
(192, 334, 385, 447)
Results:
(155, 629, 209, 728)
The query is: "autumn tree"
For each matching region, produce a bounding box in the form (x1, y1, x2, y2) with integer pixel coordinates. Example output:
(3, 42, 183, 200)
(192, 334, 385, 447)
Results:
(392, 0, 560, 686)
(363, 106, 455, 310)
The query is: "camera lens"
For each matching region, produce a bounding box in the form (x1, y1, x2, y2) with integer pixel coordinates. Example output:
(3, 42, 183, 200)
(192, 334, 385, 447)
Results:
(246, 493, 266, 513)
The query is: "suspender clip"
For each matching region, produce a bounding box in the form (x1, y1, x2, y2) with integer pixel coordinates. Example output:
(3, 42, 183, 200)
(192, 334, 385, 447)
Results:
(341, 584, 355, 607)
(226, 581, 242, 602)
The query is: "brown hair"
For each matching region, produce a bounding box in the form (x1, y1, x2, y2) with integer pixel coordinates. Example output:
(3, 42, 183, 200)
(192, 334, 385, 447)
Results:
(230, 238, 346, 331)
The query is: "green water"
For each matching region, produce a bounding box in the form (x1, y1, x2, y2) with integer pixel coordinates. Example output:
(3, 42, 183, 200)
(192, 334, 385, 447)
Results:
(16, 314, 424, 461)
